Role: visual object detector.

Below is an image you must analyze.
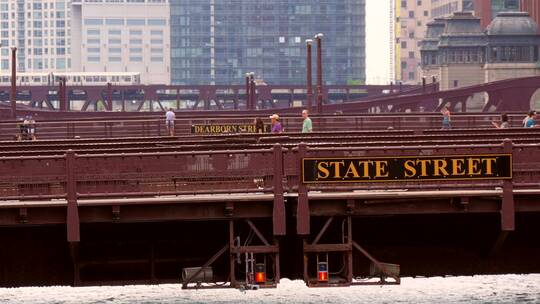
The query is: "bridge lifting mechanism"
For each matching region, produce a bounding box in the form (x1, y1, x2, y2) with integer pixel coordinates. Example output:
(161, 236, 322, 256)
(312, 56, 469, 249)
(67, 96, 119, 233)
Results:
(181, 219, 279, 289)
(303, 216, 400, 287)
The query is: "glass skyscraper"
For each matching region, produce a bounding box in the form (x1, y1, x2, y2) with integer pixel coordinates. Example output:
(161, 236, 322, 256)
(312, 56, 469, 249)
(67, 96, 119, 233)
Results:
(170, 0, 365, 85)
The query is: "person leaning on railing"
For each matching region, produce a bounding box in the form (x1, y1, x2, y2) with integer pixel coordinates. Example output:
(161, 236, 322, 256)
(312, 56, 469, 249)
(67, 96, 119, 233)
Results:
(492, 113, 509, 129)
(523, 110, 537, 128)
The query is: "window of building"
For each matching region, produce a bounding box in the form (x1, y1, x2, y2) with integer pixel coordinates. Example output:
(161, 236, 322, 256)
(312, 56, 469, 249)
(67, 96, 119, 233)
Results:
(148, 19, 166, 26)
(401, 61, 407, 69)
(129, 56, 143, 62)
(409, 11, 414, 18)
(87, 56, 100, 62)
(401, 1, 407, 8)
(401, 41, 407, 49)
(108, 57, 121, 62)
(87, 29, 100, 35)
(409, 51, 414, 59)
(108, 30, 122, 35)
(417, 0, 422, 5)
(424, 10, 428, 17)
(127, 19, 145, 26)
(84, 19, 103, 26)
(408, 72, 415, 80)
(106, 19, 124, 26)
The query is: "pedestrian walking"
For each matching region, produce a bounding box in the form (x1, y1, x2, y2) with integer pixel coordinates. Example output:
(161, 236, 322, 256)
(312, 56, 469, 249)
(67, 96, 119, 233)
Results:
(165, 108, 176, 136)
(301, 110, 313, 133)
(269, 114, 283, 134)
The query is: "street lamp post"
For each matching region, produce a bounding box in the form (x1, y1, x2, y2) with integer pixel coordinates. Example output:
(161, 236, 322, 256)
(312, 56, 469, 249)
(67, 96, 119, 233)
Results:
(249, 72, 256, 110)
(305, 39, 313, 113)
(314, 33, 324, 114)
(10, 47, 17, 119)
(245, 73, 251, 110)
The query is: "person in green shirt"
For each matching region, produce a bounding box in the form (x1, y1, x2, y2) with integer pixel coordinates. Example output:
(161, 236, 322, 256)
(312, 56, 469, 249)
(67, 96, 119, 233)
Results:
(302, 109, 313, 133)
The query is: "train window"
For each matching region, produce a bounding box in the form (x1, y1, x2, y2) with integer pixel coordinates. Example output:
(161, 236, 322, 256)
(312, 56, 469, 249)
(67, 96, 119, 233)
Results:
(33, 77, 41, 83)
(85, 76, 92, 82)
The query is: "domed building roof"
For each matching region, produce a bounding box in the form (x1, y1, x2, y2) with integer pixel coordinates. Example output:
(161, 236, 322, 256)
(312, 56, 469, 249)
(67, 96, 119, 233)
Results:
(486, 12, 538, 36)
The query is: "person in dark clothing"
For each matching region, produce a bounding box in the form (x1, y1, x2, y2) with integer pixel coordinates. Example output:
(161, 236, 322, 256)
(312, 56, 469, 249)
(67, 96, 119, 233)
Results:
(254, 117, 265, 133)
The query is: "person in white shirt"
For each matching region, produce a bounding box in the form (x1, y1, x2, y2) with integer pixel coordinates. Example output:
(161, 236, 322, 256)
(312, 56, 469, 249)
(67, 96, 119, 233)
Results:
(165, 108, 176, 136)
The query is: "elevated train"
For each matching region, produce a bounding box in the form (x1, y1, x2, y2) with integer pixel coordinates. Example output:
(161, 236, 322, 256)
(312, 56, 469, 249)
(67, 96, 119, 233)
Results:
(0, 72, 141, 86)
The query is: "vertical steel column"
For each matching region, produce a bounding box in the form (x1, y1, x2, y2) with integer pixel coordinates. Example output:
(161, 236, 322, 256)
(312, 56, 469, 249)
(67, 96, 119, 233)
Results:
(245, 74, 251, 110)
(306, 39, 313, 113)
(273, 144, 286, 236)
(106, 82, 113, 111)
(250, 73, 256, 110)
(10, 47, 17, 119)
(315, 34, 324, 114)
(66, 150, 80, 242)
(501, 139, 515, 231)
(297, 143, 310, 235)
(346, 216, 353, 283)
(229, 220, 237, 287)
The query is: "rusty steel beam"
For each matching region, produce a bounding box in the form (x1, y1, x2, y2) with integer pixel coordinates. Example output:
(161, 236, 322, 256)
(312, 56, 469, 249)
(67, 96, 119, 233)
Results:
(10, 47, 16, 119)
(312, 216, 334, 245)
(245, 219, 270, 246)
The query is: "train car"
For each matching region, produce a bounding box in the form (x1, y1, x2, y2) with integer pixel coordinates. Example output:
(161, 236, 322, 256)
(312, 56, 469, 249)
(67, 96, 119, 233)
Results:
(0, 72, 141, 86)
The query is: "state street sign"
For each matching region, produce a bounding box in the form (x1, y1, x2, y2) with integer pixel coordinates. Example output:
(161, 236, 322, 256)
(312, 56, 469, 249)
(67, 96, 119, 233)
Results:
(302, 154, 512, 183)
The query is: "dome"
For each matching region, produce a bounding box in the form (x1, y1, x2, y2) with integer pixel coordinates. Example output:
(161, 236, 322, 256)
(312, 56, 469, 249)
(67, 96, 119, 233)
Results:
(486, 12, 538, 36)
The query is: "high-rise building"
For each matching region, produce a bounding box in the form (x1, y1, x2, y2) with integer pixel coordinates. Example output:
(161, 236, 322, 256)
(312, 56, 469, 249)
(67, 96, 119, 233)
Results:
(0, 0, 72, 73)
(474, 0, 520, 28)
(170, 0, 366, 85)
(395, 0, 433, 84)
(521, 0, 540, 26)
(71, 0, 171, 85)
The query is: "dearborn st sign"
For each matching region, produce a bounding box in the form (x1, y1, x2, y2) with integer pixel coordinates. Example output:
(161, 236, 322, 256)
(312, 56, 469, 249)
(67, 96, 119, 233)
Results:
(191, 124, 270, 134)
(302, 154, 512, 183)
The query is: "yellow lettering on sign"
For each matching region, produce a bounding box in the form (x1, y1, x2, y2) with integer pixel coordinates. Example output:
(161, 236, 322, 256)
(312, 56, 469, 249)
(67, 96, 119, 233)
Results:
(357, 160, 373, 178)
(375, 161, 389, 178)
(433, 159, 449, 176)
(468, 158, 482, 175)
(404, 160, 417, 178)
(416, 159, 432, 177)
(329, 161, 345, 178)
(451, 159, 466, 176)
(482, 158, 497, 175)
(344, 162, 360, 178)
(317, 162, 330, 179)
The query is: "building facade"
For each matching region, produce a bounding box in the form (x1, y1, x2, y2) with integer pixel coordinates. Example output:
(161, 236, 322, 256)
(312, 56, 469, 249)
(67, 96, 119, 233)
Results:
(431, 0, 474, 18)
(0, 0, 72, 73)
(520, 0, 540, 26)
(170, 0, 365, 85)
(395, 0, 433, 84)
(474, 0, 520, 28)
(71, 0, 170, 85)
(420, 11, 540, 91)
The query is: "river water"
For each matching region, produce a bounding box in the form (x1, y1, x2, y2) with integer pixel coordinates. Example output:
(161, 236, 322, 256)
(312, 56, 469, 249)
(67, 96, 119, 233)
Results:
(1, 274, 539, 304)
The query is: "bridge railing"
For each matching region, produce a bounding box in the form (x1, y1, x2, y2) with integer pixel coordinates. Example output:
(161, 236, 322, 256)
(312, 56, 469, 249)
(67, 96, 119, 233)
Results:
(0, 113, 533, 140)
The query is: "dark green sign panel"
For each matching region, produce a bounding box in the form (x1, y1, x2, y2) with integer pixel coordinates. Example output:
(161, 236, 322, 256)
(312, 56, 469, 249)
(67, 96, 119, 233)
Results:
(302, 154, 512, 183)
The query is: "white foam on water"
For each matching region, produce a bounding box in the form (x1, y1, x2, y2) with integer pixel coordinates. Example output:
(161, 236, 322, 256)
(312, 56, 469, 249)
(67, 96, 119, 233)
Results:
(0, 274, 539, 304)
